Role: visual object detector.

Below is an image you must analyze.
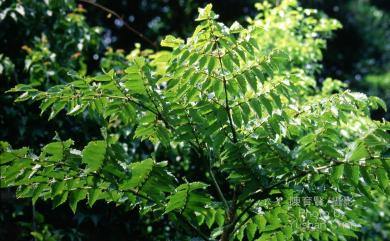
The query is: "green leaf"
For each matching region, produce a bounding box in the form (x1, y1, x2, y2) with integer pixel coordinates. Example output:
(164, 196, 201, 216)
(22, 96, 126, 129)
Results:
(69, 189, 87, 213)
(205, 209, 216, 228)
(199, 55, 208, 70)
(357, 182, 373, 200)
(336, 227, 358, 238)
(188, 53, 200, 66)
(195, 4, 214, 21)
(222, 55, 234, 73)
(161, 35, 184, 48)
(349, 143, 368, 161)
(39, 98, 57, 114)
(360, 168, 373, 185)
(246, 222, 257, 240)
(244, 71, 257, 91)
(215, 209, 225, 227)
(345, 165, 359, 185)
(93, 70, 114, 82)
(236, 75, 247, 93)
(330, 164, 344, 185)
(270, 93, 282, 109)
(0, 147, 28, 164)
(51, 181, 66, 196)
(249, 99, 262, 118)
(67, 104, 84, 115)
(32, 184, 46, 204)
(282, 226, 293, 239)
(31, 232, 43, 241)
(377, 168, 389, 190)
(120, 158, 155, 190)
(276, 232, 286, 241)
(369, 96, 387, 111)
(165, 182, 208, 213)
(179, 50, 191, 62)
(82, 141, 107, 172)
(381, 158, 390, 176)
(156, 126, 170, 145)
(48, 101, 66, 120)
(257, 233, 272, 241)
(88, 188, 102, 207)
(260, 96, 273, 116)
(123, 73, 145, 94)
(254, 215, 267, 230)
(230, 21, 244, 33)
(43, 142, 64, 161)
(52, 191, 68, 208)
(253, 67, 265, 83)
(207, 57, 217, 73)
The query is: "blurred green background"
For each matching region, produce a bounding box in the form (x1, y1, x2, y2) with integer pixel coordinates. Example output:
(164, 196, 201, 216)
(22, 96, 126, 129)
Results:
(0, 0, 389, 240)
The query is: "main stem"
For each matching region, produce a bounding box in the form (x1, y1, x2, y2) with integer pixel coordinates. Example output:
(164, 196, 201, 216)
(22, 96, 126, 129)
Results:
(215, 38, 238, 241)
(207, 16, 242, 240)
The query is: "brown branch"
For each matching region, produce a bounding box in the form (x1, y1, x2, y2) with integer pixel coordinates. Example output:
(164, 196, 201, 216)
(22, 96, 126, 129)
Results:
(176, 213, 210, 241)
(79, 0, 158, 49)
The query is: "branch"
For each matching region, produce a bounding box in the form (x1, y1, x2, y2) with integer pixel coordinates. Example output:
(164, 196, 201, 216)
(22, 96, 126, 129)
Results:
(208, 21, 234, 212)
(216, 47, 238, 143)
(232, 160, 346, 228)
(79, 0, 158, 49)
(210, 162, 229, 211)
(208, 19, 237, 144)
(208, 18, 241, 241)
(176, 213, 210, 241)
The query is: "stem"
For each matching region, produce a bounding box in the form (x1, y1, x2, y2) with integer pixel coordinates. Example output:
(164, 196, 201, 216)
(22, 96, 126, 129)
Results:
(215, 44, 238, 143)
(177, 214, 210, 241)
(208, 17, 241, 241)
(210, 162, 229, 211)
(79, 0, 158, 49)
(216, 54, 238, 240)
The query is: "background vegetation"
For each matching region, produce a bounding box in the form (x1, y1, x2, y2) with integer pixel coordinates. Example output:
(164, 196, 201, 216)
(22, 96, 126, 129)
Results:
(0, 0, 389, 240)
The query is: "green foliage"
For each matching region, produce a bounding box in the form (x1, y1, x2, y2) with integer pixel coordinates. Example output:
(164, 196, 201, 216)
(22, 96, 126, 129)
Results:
(0, 0, 104, 151)
(0, 0, 102, 87)
(249, 0, 341, 74)
(1, 1, 389, 240)
(344, 0, 390, 120)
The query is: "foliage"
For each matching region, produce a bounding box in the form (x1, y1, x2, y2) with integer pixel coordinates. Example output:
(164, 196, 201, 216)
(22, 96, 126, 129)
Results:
(0, 0, 101, 87)
(248, 0, 341, 74)
(346, 0, 390, 119)
(0, 0, 103, 149)
(345, 0, 390, 77)
(0, 1, 114, 239)
(1, 1, 390, 241)
(308, 0, 390, 120)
